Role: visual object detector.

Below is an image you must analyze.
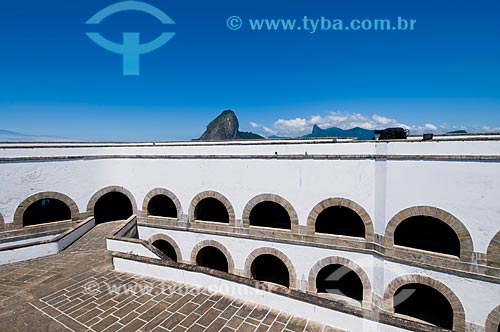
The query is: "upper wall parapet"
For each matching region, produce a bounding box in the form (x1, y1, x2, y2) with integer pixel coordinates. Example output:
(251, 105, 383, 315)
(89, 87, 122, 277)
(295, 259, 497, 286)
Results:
(1, 136, 500, 160)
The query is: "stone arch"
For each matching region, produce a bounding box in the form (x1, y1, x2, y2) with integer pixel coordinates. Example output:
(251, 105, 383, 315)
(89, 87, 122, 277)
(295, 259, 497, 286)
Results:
(142, 188, 182, 218)
(385, 206, 473, 260)
(485, 305, 500, 332)
(242, 194, 299, 233)
(87, 186, 137, 217)
(383, 274, 466, 332)
(190, 240, 235, 274)
(148, 234, 182, 262)
(308, 256, 372, 308)
(188, 191, 235, 225)
(244, 247, 297, 289)
(487, 230, 500, 268)
(307, 198, 374, 241)
(13, 192, 79, 227)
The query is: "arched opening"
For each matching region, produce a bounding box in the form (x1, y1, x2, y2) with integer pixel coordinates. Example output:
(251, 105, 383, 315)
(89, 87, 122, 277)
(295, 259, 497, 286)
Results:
(486, 305, 500, 332)
(249, 202, 291, 229)
(147, 195, 177, 218)
(315, 206, 365, 238)
(394, 283, 454, 329)
(487, 231, 500, 268)
(94, 192, 133, 224)
(394, 216, 461, 257)
(152, 240, 177, 261)
(196, 246, 229, 273)
(316, 264, 363, 302)
(23, 199, 72, 227)
(194, 198, 229, 223)
(251, 254, 290, 287)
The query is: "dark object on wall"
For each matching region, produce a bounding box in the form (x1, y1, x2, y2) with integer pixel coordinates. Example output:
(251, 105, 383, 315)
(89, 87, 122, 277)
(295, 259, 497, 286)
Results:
(423, 133, 434, 141)
(374, 128, 410, 140)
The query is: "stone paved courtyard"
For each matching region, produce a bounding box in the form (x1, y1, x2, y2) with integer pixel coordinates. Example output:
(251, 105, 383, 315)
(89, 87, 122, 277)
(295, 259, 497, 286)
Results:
(0, 222, 341, 332)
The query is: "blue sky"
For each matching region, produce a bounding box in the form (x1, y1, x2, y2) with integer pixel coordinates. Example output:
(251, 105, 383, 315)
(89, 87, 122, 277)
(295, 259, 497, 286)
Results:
(0, 0, 499, 140)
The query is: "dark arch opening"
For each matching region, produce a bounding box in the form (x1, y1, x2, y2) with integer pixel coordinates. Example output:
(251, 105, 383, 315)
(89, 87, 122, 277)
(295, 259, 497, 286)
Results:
(316, 264, 363, 302)
(194, 198, 229, 223)
(315, 206, 365, 238)
(152, 240, 177, 262)
(147, 195, 177, 218)
(251, 254, 289, 287)
(394, 216, 460, 257)
(94, 192, 133, 224)
(394, 283, 453, 329)
(23, 199, 71, 227)
(249, 202, 291, 229)
(196, 246, 229, 273)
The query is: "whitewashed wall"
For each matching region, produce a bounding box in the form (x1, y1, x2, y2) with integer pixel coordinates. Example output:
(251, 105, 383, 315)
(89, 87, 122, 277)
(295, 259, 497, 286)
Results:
(1, 140, 499, 253)
(113, 256, 413, 332)
(1, 140, 499, 330)
(0, 141, 500, 253)
(138, 226, 500, 327)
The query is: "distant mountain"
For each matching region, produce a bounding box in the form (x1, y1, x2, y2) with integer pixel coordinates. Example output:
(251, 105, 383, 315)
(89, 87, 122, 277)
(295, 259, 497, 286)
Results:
(0, 130, 70, 142)
(303, 125, 375, 140)
(199, 110, 264, 141)
(447, 130, 468, 134)
(238, 131, 264, 140)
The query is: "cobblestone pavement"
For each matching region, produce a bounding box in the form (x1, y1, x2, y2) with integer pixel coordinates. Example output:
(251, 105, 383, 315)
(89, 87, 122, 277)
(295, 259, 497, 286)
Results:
(0, 222, 341, 332)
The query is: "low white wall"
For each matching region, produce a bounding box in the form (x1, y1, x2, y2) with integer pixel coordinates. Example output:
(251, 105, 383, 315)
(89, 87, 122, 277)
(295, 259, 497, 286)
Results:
(106, 238, 160, 259)
(57, 218, 95, 251)
(1, 139, 499, 158)
(138, 226, 500, 327)
(0, 234, 57, 249)
(0, 242, 58, 265)
(0, 219, 95, 265)
(113, 256, 412, 332)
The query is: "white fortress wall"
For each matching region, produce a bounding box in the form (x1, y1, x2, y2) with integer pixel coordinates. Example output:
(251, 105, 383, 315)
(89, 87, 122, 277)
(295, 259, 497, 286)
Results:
(138, 226, 500, 326)
(1, 139, 500, 331)
(1, 140, 499, 255)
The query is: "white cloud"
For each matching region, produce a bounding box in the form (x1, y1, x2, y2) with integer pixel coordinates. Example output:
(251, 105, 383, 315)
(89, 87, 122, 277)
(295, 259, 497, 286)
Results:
(372, 114, 392, 125)
(262, 126, 277, 135)
(274, 118, 309, 134)
(250, 111, 442, 138)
